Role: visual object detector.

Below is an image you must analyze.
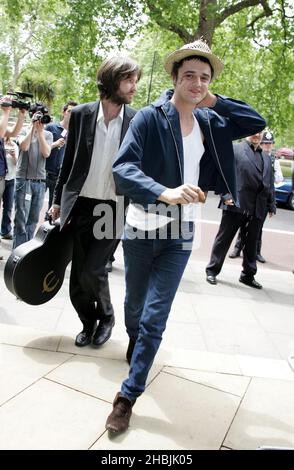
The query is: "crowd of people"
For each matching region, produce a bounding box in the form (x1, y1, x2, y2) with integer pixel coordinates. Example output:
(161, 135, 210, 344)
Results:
(0, 39, 293, 434)
(0, 98, 78, 258)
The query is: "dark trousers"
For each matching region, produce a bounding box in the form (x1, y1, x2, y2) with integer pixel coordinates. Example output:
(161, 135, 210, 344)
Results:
(45, 171, 58, 220)
(234, 211, 267, 255)
(1, 178, 15, 236)
(69, 197, 119, 327)
(206, 211, 263, 279)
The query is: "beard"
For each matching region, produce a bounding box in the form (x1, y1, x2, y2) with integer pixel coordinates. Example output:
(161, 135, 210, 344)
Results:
(111, 90, 133, 105)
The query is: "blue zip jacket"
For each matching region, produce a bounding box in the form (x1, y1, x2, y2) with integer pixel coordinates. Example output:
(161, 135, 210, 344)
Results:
(112, 90, 266, 208)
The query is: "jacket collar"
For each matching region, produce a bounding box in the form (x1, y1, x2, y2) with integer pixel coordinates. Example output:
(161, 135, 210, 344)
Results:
(243, 140, 265, 173)
(84, 100, 135, 155)
(120, 105, 136, 144)
(152, 88, 174, 108)
(153, 89, 184, 177)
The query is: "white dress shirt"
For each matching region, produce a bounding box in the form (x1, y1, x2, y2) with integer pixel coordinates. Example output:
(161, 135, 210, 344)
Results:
(80, 104, 124, 201)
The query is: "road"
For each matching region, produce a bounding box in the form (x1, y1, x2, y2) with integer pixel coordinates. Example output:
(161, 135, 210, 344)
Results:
(191, 193, 294, 272)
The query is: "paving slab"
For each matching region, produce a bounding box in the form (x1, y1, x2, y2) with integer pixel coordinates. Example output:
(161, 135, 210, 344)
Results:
(0, 343, 72, 405)
(92, 370, 240, 450)
(46, 355, 162, 404)
(224, 377, 294, 450)
(0, 378, 109, 450)
(163, 367, 250, 397)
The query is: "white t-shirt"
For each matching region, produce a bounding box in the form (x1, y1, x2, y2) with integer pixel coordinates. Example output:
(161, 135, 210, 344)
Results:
(126, 115, 204, 230)
(182, 115, 204, 221)
(4, 140, 19, 180)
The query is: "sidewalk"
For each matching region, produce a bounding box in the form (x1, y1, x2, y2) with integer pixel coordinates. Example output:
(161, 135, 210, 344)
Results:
(0, 241, 294, 450)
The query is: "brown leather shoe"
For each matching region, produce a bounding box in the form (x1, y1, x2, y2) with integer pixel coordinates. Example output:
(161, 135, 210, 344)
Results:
(105, 393, 133, 434)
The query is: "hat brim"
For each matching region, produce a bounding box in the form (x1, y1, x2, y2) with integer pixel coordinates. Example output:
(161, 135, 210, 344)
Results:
(164, 49, 224, 80)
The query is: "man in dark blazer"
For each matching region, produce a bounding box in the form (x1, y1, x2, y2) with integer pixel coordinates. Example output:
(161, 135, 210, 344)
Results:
(49, 56, 141, 347)
(206, 132, 275, 289)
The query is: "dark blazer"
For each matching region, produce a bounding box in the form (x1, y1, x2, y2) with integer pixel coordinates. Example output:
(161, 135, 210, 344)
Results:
(53, 101, 136, 228)
(222, 140, 276, 219)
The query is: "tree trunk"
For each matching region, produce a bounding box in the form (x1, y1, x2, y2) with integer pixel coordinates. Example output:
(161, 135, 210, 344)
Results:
(195, 0, 217, 46)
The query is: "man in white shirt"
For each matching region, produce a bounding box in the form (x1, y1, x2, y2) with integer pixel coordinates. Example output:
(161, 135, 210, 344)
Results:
(49, 56, 141, 348)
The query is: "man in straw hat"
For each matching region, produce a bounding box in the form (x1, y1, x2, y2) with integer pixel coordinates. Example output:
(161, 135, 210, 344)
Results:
(105, 39, 266, 433)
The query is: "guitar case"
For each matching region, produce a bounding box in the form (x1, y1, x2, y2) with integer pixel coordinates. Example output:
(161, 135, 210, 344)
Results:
(4, 220, 73, 305)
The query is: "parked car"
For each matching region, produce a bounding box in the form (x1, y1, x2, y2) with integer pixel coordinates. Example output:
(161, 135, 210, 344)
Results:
(275, 177, 294, 210)
(276, 147, 294, 160)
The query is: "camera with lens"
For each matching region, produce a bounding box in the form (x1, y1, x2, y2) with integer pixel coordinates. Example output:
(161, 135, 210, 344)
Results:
(0, 92, 51, 124)
(30, 103, 51, 124)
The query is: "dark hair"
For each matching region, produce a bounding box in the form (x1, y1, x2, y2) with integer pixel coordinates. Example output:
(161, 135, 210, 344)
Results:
(171, 55, 213, 80)
(97, 56, 141, 100)
(63, 100, 78, 112)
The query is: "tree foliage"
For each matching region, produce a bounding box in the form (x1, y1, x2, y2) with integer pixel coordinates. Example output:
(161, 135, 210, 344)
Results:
(0, 0, 293, 143)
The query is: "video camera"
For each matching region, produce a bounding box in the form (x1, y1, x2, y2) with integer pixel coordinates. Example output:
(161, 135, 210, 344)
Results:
(0, 91, 33, 111)
(0, 91, 51, 124)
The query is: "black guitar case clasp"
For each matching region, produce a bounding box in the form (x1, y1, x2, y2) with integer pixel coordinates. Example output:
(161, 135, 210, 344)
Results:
(4, 220, 73, 305)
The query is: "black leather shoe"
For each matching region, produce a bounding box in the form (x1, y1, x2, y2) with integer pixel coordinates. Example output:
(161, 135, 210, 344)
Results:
(239, 277, 262, 289)
(75, 323, 97, 347)
(206, 275, 217, 285)
(92, 315, 115, 347)
(126, 338, 136, 365)
(229, 250, 241, 259)
(256, 254, 266, 263)
(1, 232, 12, 240)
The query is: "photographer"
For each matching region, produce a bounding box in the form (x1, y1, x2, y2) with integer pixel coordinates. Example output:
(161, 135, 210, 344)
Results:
(13, 107, 53, 248)
(0, 95, 26, 259)
(1, 136, 19, 240)
(45, 100, 77, 219)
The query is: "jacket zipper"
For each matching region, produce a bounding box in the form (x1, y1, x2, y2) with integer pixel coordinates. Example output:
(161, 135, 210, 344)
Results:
(206, 109, 237, 205)
(161, 106, 183, 183)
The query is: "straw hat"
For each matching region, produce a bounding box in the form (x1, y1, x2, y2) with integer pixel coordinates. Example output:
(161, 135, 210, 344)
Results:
(164, 39, 224, 80)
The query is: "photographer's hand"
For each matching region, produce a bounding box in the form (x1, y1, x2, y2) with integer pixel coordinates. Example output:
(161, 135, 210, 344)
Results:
(0, 95, 12, 111)
(48, 205, 60, 222)
(35, 120, 44, 134)
(36, 121, 51, 158)
(51, 138, 65, 150)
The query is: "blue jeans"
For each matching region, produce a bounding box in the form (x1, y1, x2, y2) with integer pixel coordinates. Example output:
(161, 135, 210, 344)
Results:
(1, 179, 15, 236)
(13, 178, 46, 248)
(120, 222, 194, 402)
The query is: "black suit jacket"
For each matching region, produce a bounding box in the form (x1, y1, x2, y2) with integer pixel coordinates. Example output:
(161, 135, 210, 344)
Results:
(53, 101, 136, 228)
(221, 140, 276, 219)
